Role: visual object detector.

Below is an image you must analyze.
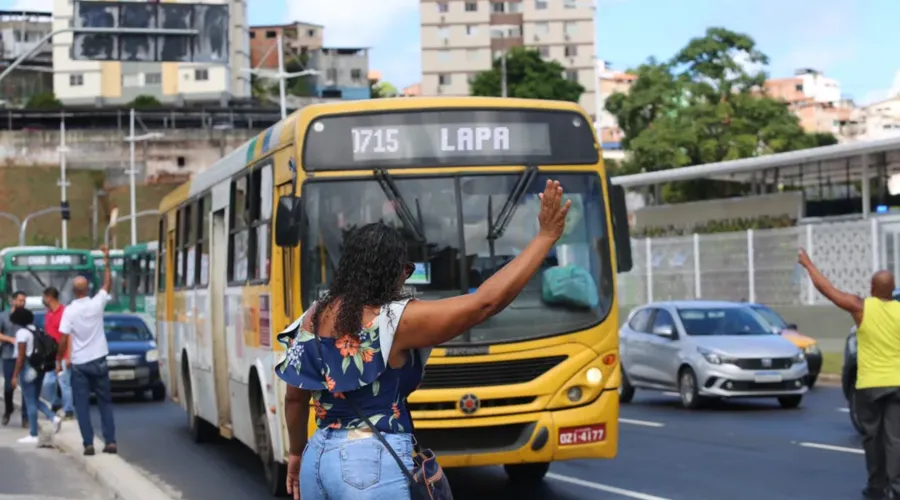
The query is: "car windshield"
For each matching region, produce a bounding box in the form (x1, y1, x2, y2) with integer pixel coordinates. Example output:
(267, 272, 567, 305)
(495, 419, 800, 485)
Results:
(677, 307, 773, 336)
(301, 172, 614, 344)
(9, 271, 87, 305)
(104, 317, 153, 342)
(749, 305, 788, 329)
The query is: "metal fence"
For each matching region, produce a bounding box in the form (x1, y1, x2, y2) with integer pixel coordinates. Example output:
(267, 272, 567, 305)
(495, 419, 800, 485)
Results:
(618, 218, 883, 307)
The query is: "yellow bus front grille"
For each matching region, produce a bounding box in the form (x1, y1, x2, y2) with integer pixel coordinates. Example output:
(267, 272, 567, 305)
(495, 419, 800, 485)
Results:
(421, 355, 567, 389)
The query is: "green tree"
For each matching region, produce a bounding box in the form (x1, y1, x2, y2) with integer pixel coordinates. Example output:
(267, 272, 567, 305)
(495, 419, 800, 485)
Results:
(370, 80, 398, 98)
(24, 91, 62, 109)
(128, 95, 162, 109)
(606, 27, 837, 202)
(470, 47, 584, 102)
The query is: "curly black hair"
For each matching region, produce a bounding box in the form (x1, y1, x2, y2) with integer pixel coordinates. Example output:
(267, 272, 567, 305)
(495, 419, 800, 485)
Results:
(10, 307, 34, 327)
(311, 223, 411, 338)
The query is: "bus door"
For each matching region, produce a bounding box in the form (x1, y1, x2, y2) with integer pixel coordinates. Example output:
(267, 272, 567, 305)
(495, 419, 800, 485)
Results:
(209, 208, 232, 430)
(164, 229, 179, 400)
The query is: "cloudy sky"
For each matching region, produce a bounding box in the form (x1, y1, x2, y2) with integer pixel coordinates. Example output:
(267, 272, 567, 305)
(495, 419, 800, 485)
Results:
(4, 0, 897, 104)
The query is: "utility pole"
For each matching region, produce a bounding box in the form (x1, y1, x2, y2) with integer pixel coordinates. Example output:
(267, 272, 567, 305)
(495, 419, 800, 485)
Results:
(129, 108, 137, 246)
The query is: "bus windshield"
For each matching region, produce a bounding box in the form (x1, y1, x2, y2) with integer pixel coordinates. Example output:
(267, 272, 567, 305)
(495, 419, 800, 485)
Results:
(302, 172, 614, 344)
(10, 270, 84, 305)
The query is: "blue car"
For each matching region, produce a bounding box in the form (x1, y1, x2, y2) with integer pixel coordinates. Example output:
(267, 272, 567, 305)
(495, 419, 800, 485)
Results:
(34, 312, 166, 401)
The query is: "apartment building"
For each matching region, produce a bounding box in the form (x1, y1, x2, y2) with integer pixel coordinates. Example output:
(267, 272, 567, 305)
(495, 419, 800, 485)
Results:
(0, 10, 53, 104)
(420, 0, 597, 120)
(52, 0, 250, 106)
(313, 47, 371, 100)
(764, 68, 855, 138)
(249, 21, 323, 70)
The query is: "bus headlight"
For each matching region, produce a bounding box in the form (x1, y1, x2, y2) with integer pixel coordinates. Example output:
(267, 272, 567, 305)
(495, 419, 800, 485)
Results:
(145, 349, 160, 363)
(586, 367, 603, 386)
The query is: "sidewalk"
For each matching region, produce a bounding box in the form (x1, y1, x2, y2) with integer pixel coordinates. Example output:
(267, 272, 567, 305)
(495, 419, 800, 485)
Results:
(0, 424, 111, 500)
(0, 378, 175, 500)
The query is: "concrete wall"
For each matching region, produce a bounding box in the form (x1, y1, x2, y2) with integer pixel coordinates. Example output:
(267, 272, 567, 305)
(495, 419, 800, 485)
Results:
(616, 304, 853, 352)
(0, 128, 260, 181)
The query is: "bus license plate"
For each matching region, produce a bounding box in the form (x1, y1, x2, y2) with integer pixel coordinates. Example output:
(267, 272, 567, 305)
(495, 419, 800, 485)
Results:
(558, 424, 606, 446)
(110, 370, 135, 381)
(754, 372, 782, 383)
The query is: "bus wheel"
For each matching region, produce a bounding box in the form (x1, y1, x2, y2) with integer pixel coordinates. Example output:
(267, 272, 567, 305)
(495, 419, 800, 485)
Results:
(254, 393, 287, 496)
(504, 462, 550, 483)
(619, 368, 636, 403)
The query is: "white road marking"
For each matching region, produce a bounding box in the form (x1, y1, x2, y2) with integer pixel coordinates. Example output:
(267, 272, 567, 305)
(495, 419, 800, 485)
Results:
(619, 418, 665, 428)
(547, 473, 672, 500)
(662, 391, 680, 397)
(837, 407, 850, 413)
(799, 442, 864, 454)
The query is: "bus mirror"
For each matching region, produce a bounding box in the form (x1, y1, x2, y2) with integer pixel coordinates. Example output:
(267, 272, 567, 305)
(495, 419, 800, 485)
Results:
(275, 195, 302, 247)
(608, 183, 633, 273)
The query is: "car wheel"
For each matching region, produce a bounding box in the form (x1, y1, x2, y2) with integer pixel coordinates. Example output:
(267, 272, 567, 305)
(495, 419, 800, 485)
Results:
(849, 391, 865, 435)
(619, 367, 636, 403)
(678, 368, 703, 409)
(152, 385, 166, 402)
(807, 373, 818, 389)
(504, 462, 550, 483)
(778, 395, 803, 409)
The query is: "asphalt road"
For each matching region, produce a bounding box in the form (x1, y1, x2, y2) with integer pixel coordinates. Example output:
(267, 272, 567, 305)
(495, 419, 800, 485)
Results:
(89, 385, 866, 500)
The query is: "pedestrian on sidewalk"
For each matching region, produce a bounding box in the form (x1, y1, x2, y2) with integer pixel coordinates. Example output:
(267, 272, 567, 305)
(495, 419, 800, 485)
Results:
(58, 245, 117, 456)
(799, 248, 900, 500)
(9, 307, 62, 445)
(42, 287, 73, 420)
(0, 291, 28, 427)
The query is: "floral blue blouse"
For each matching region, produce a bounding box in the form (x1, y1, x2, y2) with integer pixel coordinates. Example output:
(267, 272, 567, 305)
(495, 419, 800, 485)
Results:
(275, 299, 431, 434)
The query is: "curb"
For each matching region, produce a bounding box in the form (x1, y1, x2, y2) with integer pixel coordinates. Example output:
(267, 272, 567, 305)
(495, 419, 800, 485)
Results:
(1, 382, 175, 500)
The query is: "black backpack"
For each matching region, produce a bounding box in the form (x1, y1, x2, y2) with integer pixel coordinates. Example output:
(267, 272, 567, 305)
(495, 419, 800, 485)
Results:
(27, 326, 59, 373)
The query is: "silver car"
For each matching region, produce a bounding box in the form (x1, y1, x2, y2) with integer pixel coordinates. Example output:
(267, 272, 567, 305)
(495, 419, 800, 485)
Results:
(619, 301, 809, 409)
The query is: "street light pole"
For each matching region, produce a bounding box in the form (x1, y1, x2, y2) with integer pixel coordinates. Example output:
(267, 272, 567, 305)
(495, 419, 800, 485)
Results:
(277, 33, 287, 119)
(129, 108, 137, 246)
(58, 115, 69, 248)
(501, 52, 507, 98)
(124, 111, 164, 247)
(105, 210, 160, 248)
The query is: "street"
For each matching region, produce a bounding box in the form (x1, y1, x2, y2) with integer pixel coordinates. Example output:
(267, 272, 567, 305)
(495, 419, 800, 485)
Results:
(0, 425, 110, 500)
(82, 385, 864, 500)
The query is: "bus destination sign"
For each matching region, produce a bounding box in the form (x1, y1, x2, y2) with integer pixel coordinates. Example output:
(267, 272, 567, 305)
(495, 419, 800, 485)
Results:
(11, 254, 87, 267)
(302, 109, 598, 171)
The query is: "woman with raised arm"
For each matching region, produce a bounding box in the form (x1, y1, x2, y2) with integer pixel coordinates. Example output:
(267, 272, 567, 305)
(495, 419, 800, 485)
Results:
(276, 180, 571, 500)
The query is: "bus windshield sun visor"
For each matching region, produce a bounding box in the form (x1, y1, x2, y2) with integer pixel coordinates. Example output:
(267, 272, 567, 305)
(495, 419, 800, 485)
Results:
(374, 169, 426, 244)
(487, 166, 538, 241)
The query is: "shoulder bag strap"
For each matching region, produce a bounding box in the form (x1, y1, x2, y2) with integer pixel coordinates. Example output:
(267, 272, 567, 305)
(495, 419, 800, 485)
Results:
(311, 331, 415, 483)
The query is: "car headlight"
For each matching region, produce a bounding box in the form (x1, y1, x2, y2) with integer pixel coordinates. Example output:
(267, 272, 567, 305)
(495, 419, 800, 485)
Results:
(804, 344, 820, 355)
(792, 351, 806, 363)
(698, 347, 737, 365)
(145, 349, 160, 363)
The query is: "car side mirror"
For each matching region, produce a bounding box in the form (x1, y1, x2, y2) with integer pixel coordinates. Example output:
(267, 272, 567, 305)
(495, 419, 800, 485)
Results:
(786, 323, 798, 331)
(274, 195, 303, 247)
(652, 323, 674, 338)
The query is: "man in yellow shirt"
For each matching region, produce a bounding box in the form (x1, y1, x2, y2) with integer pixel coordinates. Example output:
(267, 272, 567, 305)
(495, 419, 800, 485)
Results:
(800, 248, 900, 500)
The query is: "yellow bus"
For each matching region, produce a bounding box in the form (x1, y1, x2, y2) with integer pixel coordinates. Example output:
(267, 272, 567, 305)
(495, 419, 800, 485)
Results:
(156, 96, 633, 495)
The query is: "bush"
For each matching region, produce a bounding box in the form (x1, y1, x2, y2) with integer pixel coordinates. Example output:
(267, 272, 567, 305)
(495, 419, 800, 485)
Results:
(634, 214, 796, 238)
(24, 92, 62, 109)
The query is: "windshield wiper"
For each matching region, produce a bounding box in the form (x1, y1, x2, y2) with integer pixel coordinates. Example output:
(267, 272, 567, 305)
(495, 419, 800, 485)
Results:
(375, 169, 426, 244)
(28, 270, 47, 289)
(487, 166, 538, 241)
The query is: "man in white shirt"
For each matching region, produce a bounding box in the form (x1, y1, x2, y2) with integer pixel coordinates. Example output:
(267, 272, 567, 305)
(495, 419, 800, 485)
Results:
(58, 245, 116, 456)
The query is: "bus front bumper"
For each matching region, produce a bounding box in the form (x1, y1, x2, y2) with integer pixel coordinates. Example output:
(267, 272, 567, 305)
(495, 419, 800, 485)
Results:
(414, 387, 619, 468)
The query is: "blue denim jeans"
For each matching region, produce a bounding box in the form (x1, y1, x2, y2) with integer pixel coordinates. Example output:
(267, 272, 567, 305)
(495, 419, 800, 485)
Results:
(300, 428, 414, 500)
(2, 358, 26, 421)
(20, 365, 54, 437)
(42, 367, 74, 414)
(71, 357, 116, 447)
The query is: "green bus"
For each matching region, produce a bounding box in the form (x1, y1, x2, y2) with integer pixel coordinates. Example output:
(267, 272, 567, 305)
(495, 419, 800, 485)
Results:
(92, 249, 126, 312)
(122, 241, 157, 316)
(0, 246, 94, 311)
